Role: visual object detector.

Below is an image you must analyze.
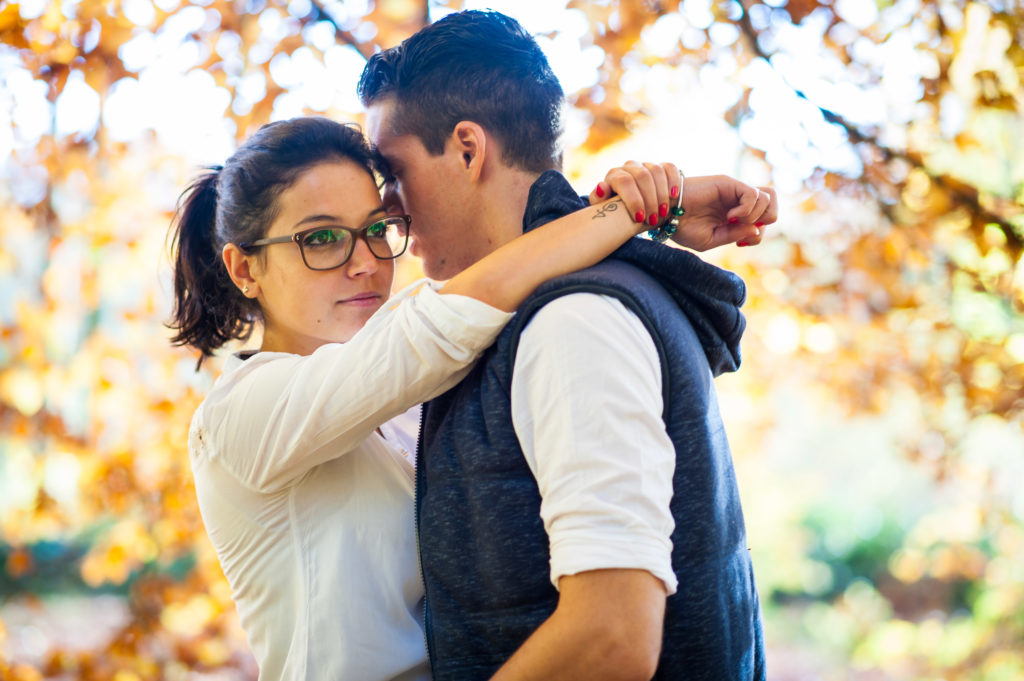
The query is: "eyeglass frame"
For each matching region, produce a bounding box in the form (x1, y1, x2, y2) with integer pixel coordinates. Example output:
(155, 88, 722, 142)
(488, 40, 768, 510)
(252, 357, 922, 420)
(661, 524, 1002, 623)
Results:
(238, 214, 412, 271)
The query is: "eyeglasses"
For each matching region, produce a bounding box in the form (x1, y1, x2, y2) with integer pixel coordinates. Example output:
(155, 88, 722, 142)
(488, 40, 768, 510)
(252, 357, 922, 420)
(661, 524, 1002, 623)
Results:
(240, 215, 411, 271)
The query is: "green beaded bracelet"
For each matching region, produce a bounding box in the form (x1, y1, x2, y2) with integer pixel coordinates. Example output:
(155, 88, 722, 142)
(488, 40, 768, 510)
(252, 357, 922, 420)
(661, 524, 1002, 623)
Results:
(647, 218, 679, 242)
(649, 170, 685, 241)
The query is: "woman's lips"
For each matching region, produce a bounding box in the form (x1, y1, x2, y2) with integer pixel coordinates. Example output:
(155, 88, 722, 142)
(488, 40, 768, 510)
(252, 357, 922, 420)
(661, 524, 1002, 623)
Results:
(338, 292, 382, 307)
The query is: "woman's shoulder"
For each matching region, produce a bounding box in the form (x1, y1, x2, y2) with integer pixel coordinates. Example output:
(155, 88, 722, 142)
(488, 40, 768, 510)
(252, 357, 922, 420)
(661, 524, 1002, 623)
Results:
(217, 348, 299, 383)
(194, 350, 302, 424)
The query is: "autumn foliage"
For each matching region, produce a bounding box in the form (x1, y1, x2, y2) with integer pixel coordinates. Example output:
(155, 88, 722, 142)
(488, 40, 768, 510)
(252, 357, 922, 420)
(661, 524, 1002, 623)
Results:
(1, 0, 1022, 679)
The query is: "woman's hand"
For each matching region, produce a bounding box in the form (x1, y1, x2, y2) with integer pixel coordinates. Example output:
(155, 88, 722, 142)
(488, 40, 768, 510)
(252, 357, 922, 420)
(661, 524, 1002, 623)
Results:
(672, 175, 777, 251)
(590, 161, 679, 230)
(590, 162, 779, 252)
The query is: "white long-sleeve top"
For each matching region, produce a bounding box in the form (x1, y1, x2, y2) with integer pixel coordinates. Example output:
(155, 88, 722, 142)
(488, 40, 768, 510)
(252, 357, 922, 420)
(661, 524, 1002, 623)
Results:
(188, 281, 512, 681)
(511, 293, 678, 594)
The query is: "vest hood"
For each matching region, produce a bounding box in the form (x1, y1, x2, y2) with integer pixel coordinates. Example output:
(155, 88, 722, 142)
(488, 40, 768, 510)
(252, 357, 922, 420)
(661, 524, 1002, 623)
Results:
(523, 170, 746, 375)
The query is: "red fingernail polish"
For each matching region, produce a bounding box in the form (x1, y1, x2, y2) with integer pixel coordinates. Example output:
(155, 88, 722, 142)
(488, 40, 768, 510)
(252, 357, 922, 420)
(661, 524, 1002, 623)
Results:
(670, 186, 679, 199)
(659, 203, 668, 218)
(755, 222, 764, 227)
(636, 211, 645, 223)
(649, 214, 657, 226)
(737, 241, 750, 247)
(595, 185, 605, 198)
(728, 218, 738, 224)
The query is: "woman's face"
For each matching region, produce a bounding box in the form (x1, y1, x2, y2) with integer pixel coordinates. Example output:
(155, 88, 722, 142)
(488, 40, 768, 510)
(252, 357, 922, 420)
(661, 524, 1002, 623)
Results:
(250, 160, 395, 355)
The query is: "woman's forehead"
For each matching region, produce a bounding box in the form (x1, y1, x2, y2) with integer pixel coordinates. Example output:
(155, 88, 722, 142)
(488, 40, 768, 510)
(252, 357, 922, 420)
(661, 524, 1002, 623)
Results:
(267, 161, 382, 235)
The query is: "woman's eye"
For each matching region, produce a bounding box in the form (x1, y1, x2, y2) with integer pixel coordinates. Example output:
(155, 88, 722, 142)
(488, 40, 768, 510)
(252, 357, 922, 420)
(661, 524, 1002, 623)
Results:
(365, 221, 387, 238)
(303, 229, 341, 247)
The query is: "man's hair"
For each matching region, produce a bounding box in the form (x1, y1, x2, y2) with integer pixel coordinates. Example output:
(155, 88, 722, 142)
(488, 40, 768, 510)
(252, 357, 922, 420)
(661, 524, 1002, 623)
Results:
(358, 10, 565, 173)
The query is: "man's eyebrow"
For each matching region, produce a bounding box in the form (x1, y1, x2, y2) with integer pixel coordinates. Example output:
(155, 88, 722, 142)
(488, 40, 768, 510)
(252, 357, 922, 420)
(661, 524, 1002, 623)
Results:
(369, 148, 393, 174)
(293, 207, 387, 229)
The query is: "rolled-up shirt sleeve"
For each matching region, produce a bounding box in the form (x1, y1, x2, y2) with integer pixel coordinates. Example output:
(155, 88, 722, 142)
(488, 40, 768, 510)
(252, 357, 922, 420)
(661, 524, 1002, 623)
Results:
(510, 293, 678, 594)
(198, 280, 512, 493)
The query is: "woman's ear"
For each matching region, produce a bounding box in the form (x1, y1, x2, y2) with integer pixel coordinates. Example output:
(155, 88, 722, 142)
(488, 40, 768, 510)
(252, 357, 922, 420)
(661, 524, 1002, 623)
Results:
(451, 121, 487, 182)
(222, 243, 259, 298)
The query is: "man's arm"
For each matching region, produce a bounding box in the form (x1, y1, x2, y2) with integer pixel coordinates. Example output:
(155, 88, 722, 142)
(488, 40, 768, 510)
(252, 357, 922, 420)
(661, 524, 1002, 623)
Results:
(490, 569, 665, 681)
(495, 293, 678, 681)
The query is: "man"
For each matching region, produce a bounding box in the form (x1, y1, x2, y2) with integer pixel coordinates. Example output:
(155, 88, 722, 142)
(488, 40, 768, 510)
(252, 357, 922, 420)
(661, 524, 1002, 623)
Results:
(359, 10, 768, 680)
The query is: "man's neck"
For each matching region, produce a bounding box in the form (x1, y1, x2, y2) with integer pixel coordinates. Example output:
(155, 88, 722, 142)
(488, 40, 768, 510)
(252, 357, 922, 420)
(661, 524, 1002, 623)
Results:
(475, 167, 546, 256)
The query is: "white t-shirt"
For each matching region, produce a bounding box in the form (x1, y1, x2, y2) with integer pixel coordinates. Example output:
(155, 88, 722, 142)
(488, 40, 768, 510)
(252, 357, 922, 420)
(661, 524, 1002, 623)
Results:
(188, 281, 511, 681)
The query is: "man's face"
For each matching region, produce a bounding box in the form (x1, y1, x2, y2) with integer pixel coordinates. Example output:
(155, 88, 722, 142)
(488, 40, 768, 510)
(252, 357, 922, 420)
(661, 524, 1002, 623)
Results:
(365, 98, 479, 280)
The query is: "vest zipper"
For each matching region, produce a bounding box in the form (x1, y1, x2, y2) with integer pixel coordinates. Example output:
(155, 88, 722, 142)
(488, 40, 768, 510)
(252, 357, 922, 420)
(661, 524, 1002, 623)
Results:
(413, 402, 436, 673)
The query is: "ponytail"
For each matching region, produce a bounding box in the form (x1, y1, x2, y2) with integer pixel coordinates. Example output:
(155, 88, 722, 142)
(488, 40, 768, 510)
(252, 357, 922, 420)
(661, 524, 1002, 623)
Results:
(168, 167, 256, 368)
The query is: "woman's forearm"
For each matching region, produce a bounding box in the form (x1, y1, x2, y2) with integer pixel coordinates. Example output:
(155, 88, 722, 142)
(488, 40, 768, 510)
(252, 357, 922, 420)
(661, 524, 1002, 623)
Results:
(440, 198, 637, 311)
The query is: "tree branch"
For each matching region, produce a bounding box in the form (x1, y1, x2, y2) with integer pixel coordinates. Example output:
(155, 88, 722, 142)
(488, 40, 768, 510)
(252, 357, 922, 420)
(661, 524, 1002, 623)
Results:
(308, 1, 375, 60)
(735, 2, 1023, 254)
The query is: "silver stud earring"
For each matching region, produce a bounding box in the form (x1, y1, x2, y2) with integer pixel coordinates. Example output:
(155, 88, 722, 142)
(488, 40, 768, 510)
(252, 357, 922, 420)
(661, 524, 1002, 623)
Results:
(242, 285, 249, 295)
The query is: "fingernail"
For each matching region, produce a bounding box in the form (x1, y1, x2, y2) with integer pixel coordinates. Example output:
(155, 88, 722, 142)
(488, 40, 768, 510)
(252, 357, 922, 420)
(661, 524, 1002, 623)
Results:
(648, 214, 658, 226)
(737, 241, 750, 247)
(595, 184, 605, 198)
(659, 203, 668, 218)
(635, 211, 645, 223)
(755, 222, 764, 227)
(728, 217, 738, 224)
(670, 186, 679, 199)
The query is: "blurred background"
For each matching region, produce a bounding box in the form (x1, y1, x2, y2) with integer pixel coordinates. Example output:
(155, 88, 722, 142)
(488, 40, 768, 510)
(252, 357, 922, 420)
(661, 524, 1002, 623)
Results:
(1, 0, 1022, 678)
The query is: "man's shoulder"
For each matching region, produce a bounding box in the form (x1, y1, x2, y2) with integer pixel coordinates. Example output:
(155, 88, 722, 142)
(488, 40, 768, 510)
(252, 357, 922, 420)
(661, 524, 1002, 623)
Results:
(524, 290, 639, 329)
(516, 291, 657, 364)
(515, 258, 684, 341)
(525, 255, 669, 305)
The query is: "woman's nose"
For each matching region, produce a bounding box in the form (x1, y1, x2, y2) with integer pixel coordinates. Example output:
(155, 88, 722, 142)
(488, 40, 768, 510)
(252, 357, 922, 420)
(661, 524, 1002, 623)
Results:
(345, 238, 379, 277)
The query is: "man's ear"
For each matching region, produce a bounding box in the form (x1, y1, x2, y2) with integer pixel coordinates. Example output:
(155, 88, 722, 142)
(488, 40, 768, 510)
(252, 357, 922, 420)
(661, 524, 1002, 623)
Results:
(222, 243, 260, 298)
(450, 121, 487, 182)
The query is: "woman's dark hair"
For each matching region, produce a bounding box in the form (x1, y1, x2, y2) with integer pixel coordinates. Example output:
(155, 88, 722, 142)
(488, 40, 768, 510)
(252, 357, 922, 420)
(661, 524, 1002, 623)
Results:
(168, 117, 376, 367)
(357, 9, 564, 173)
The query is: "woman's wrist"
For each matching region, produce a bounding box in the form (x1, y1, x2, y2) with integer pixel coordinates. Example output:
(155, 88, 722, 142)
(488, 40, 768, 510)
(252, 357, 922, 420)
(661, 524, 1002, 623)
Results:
(648, 170, 683, 243)
(588, 197, 646, 238)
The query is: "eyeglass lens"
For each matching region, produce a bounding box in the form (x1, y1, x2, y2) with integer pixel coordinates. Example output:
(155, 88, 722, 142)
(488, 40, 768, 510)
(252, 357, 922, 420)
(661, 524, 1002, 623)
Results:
(299, 218, 407, 270)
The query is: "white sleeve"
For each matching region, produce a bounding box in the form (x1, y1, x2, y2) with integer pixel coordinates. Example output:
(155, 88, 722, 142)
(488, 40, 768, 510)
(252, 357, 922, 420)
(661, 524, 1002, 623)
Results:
(511, 293, 678, 594)
(197, 281, 512, 493)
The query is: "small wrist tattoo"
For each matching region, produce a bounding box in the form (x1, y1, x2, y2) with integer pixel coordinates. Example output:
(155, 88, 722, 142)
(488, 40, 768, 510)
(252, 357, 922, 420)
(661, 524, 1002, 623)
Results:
(592, 198, 623, 219)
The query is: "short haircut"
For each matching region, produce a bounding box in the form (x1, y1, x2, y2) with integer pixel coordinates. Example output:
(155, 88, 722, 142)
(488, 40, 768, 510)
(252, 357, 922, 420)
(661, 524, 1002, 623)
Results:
(358, 10, 565, 173)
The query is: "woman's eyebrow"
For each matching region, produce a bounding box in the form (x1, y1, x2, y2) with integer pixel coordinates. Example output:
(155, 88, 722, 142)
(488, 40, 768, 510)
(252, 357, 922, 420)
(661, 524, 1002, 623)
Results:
(293, 214, 343, 229)
(293, 207, 387, 230)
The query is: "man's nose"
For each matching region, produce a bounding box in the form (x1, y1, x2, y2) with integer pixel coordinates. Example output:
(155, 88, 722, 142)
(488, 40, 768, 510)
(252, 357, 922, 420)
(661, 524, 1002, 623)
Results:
(382, 182, 405, 216)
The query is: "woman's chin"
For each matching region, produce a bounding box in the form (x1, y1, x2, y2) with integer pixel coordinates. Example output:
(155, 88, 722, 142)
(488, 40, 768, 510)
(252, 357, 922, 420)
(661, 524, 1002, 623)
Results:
(330, 307, 383, 342)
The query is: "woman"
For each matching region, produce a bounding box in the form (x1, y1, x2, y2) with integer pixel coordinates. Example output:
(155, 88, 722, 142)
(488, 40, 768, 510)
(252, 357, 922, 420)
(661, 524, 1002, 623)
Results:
(169, 116, 695, 681)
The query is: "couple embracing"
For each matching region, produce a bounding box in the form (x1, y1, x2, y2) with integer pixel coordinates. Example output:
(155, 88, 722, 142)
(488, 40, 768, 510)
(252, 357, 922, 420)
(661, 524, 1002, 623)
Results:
(170, 9, 772, 681)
